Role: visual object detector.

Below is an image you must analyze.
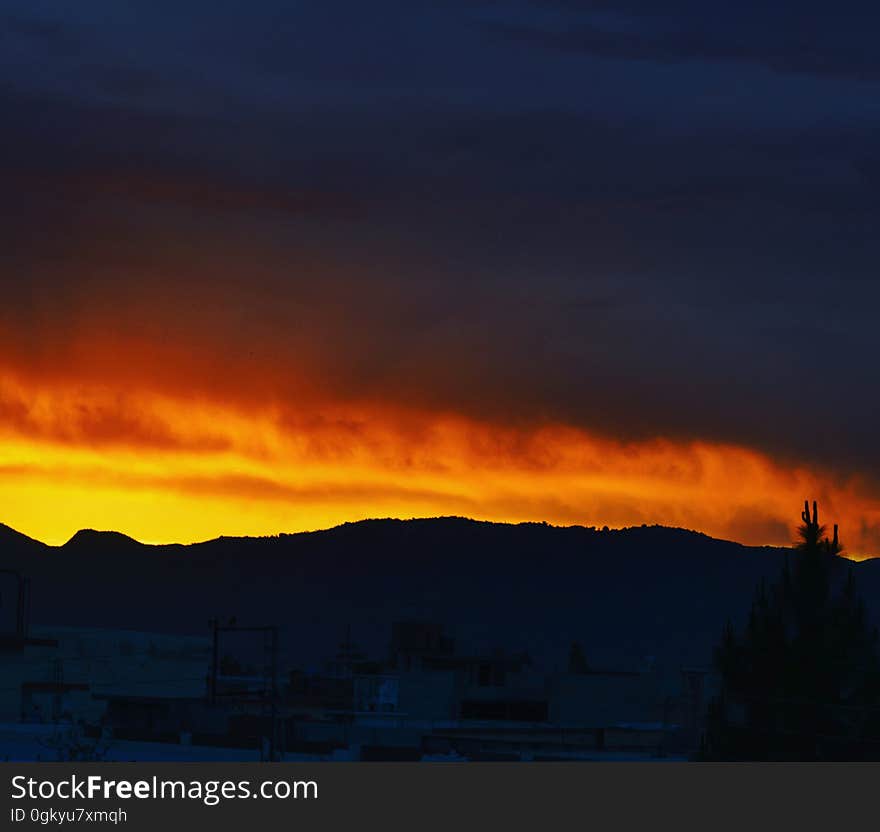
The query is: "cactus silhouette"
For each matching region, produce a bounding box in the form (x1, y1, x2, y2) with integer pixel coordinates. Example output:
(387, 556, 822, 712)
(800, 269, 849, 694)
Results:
(797, 499, 842, 557)
(799, 499, 824, 550)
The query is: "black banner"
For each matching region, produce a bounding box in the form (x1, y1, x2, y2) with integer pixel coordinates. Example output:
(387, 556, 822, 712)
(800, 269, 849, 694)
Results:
(0, 763, 869, 830)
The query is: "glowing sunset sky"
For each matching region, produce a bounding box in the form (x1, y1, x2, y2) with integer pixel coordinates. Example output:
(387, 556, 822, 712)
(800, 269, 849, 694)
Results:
(3, 1, 880, 552)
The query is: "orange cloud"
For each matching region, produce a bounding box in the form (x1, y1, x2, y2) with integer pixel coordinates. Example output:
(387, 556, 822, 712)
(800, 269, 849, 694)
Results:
(1, 371, 879, 556)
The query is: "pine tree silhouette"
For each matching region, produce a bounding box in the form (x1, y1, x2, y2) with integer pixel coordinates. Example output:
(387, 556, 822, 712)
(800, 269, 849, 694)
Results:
(704, 500, 880, 759)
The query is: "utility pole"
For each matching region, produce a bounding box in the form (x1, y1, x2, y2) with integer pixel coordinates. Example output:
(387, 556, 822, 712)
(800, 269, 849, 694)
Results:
(208, 620, 281, 760)
(208, 618, 219, 706)
(0, 570, 31, 641)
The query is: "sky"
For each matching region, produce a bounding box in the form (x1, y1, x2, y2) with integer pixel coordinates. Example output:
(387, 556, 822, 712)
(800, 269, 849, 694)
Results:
(2, 1, 880, 552)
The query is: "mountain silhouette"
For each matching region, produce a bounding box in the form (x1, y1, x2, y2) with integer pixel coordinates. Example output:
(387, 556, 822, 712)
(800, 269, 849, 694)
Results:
(0, 522, 47, 552)
(4, 517, 878, 670)
(63, 529, 146, 551)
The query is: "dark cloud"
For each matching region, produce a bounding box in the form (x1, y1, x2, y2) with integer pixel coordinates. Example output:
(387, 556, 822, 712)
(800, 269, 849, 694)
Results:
(1, 0, 880, 484)
(4, 167, 360, 221)
(484, 1, 880, 81)
(1, 13, 86, 57)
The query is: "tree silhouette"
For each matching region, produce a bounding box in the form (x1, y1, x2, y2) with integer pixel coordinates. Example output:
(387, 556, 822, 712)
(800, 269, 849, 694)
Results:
(704, 500, 880, 759)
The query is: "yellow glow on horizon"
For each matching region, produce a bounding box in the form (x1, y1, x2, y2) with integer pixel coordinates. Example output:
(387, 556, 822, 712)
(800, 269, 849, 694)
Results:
(1, 373, 879, 556)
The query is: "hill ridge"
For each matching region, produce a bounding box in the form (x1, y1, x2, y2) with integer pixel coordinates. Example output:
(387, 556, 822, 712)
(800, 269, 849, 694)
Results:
(3, 515, 782, 553)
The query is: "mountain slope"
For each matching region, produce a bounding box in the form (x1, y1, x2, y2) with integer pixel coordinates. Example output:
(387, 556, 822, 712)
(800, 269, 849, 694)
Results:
(3, 517, 873, 670)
